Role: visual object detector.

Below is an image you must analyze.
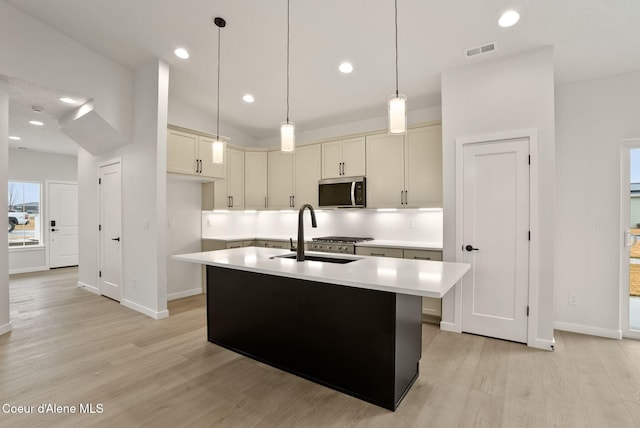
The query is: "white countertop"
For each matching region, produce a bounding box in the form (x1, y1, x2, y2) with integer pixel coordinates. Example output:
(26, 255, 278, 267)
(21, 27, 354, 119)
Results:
(173, 247, 469, 298)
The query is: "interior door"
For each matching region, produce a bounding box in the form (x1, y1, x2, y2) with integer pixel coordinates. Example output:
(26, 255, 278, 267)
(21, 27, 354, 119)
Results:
(99, 161, 122, 301)
(461, 138, 530, 343)
(48, 182, 78, 268)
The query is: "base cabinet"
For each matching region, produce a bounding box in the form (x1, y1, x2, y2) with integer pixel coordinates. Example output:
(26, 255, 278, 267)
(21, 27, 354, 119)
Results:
(356, 246, 443, 319)
(207, 266, 421, 410)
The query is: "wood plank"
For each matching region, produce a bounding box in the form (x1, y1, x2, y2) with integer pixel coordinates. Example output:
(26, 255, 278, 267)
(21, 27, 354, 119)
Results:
(2, 268, 640, 427)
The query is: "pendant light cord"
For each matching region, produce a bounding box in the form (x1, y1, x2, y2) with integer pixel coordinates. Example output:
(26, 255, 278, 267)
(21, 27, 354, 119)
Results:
(394, 0, 399, 97)
(217, 24, 221, 140)
(286, 0, 290, 123)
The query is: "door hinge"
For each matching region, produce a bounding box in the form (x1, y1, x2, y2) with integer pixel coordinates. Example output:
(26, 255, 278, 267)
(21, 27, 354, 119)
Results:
(99, 270, 102, 278)
(98, 224, 102, 231)
(528, 230, 531, 241)
(526, 306, 529, 316)
(528, 155, 531, 165)
(98, 178, 102, 185)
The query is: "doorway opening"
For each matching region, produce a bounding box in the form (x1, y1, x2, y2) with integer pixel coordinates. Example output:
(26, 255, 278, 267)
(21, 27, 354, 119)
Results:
(621, 139, 640, 339)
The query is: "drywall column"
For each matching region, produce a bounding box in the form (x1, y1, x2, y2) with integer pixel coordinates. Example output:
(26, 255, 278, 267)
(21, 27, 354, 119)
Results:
(118, 59, 169, 318)
(441, 47, 556, 349)
(0, 84, 11, 335)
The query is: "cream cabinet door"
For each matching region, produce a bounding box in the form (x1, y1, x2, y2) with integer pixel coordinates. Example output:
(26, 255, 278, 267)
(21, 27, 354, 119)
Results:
(342, 136, 366, 177)
(294, 144, 321, 207)
(404, 126, 442, 208)
(321, 140, 343, 179)
(199, 136, 226, 179)
(245, 151, 268, 209)
(227, 148, 244, 210)
(167, 129, 198, 175)
(267, 151, 294, 209)
(365, 133, 405, 208)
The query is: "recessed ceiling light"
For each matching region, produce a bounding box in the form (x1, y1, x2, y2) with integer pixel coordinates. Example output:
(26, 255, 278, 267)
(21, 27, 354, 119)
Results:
(242, 94, 255, 103)
(59, 97, 77, 104)
(174, 48, 190, 59)
(339, 62, 354, 74)
(498, 10, 520, 28)
(29, 120, 44, 126)
(8, 136, 21, 141)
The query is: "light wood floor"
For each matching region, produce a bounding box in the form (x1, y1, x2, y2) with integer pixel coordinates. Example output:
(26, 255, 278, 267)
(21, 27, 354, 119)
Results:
(2, 269, 640, 428)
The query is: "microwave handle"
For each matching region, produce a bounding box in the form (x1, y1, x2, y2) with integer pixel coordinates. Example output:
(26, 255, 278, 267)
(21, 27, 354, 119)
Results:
(351, 181, 356, 206)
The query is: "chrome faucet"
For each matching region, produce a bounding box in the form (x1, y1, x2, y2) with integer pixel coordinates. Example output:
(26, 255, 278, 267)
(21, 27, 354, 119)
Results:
(297, 204, 317, 261)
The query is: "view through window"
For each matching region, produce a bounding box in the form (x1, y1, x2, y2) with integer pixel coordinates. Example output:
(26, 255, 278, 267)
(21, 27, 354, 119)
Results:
(8, 181, 41, 247)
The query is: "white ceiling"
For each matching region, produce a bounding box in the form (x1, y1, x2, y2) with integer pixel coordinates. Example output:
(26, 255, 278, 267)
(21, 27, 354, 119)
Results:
(4, 0, 640, 152)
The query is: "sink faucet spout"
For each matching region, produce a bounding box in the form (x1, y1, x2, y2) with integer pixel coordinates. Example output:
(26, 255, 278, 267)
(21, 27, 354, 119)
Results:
(297, 204, 317, 261)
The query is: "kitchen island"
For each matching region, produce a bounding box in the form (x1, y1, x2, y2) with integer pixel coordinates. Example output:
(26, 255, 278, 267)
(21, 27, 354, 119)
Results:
(173, 247, 469, 410)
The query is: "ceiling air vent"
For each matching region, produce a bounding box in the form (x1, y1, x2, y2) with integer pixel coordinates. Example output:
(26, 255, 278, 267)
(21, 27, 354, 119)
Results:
(465, 42, 496, 58)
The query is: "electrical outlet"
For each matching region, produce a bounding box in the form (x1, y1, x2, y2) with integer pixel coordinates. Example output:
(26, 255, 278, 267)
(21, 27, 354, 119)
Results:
(409, 219, 415, 229)
(143, 219, 149, 230)
(596, 219, 607, 232)
(168, 219, 175, 229)
(569, 294, 578, 305)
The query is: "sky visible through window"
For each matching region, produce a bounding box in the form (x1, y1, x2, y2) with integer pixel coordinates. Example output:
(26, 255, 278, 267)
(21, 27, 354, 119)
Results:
(632, 149, 640, 183)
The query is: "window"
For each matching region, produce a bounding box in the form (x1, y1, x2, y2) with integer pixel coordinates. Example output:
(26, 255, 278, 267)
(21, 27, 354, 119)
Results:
(8, 181, 41, 247)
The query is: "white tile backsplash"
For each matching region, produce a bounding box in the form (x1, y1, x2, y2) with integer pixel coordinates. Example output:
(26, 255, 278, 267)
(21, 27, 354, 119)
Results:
(202, 209, 442, 243)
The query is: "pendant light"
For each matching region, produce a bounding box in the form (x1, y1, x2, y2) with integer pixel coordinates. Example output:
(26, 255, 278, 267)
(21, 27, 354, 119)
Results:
(388, 0, 407, 135)
(212, 17, 226, 164)
(281, 0, 295, 152)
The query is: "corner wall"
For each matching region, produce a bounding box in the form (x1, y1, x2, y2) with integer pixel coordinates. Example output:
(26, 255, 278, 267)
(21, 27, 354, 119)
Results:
(555, 70, 640, 337)
(441, 47, 556, 348)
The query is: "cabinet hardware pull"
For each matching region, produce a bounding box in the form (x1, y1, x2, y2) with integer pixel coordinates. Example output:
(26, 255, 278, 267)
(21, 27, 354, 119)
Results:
(404, 190, 408, 205)
(231, 196, 234, 208)
(413, 256, 431, 260)
(371, 252, 386, 257)
(400, 191, 404, 205)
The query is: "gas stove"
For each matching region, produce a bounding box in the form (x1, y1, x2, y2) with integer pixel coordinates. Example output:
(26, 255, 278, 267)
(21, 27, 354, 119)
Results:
(309, 236, 374, 254)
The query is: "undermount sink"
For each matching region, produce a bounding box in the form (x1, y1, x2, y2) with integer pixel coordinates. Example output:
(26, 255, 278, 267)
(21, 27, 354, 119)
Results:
(273, 253, 360, 264)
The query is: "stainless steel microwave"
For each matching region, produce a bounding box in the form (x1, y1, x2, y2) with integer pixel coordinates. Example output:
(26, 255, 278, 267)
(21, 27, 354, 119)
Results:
(318, 176, 366, 208)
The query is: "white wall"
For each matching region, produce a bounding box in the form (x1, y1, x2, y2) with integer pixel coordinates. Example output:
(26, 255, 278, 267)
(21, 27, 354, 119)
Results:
(0, 2, 132, 140)
(441, 47, 556, 349)
(7, 149, 78, 273)
(0, 85, 10, 335)
(168, 95, 258, 148)
(256, 106, 442, 148)
(555, 70, 640, 338)
(166, 179, 202, 300)
(203, 209, 443, 244)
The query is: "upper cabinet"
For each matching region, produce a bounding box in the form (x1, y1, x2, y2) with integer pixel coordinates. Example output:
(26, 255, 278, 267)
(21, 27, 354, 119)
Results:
(167, 128, 225, 180)
(294, 144, 321, 207)
(213, 147, 244, 210)
(267, 150, 294, 209)
(321, 136, 365, 179)
(366, 125, 442, 208)
(245, 151, 268, 210)
(267, 145, 321, 209)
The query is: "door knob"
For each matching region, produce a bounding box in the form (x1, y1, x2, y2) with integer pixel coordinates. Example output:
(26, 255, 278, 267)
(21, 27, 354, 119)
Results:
(112, 237, 121, 242)
(51, 228, 58, 232)
(465, 245, 479, 252)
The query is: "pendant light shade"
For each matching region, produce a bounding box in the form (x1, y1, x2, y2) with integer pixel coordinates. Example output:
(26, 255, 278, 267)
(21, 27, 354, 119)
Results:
(212, 16, 226, 164)
(212, 139, 225, 163)
(388, 94, 406, 134)
(388, 0, 407, 135)
(281, 121, 295, 152)
(281, 0, 295, 152)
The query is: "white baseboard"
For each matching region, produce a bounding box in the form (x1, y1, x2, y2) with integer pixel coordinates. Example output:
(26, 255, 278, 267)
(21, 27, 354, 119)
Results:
(121, 299, 169, 320)
(167, 288, 203, 301)
(78, 281, 99, 295)
(531, 337, 556, 351)
(554, 321, 622, 340)
(440, 321, 461, 333)
(0, 322, 11, 336)
(9, 266, 48, 275)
